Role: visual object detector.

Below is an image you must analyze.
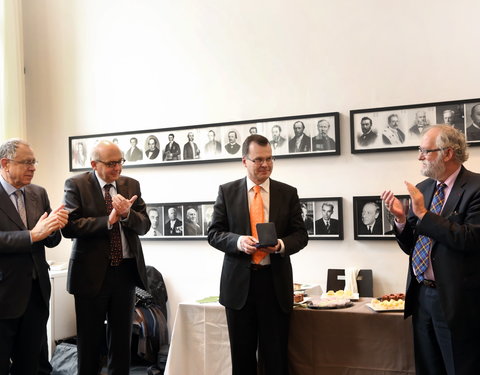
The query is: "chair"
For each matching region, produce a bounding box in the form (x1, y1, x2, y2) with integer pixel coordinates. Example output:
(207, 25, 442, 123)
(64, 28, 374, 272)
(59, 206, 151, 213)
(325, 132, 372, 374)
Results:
(326, 269, 373, 297)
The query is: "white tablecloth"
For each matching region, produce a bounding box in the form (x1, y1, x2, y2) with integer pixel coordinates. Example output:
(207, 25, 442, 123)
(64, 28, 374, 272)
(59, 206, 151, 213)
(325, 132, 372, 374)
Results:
(164, 302, 231, 375)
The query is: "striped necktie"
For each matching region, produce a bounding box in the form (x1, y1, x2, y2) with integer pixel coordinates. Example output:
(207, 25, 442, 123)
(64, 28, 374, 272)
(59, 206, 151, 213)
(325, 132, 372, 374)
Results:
(411, 183, 447, 282)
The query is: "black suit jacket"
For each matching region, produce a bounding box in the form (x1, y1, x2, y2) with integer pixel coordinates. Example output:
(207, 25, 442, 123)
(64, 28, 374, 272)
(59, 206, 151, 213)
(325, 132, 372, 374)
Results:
(164, 219, 183, 236)
(396, 166, 480, 335)
(358, 219, 382, 235)
(207, 178, 308, 313)
(0, 183, 61, 319)
(183, 142, 200, 160)
(288, 135, 311, 153)
(62, 172, 150, 297)
(125, 147, 143, 161)
(315, 218, 339, 235)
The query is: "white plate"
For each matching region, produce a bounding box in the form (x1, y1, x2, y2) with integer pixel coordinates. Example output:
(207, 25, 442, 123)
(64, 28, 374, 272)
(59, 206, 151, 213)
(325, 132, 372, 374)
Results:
(321, 292, 359, 301)
(365, 303, 404, 312)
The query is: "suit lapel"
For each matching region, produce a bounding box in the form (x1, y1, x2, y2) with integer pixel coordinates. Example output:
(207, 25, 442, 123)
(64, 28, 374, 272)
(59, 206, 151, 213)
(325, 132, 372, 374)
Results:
(422, 180, 437, 212)
(238, 178, 251, 235)
(269, 179, 279, 224)
(24, 185, 40, 230)
(442, 167, 466, 217)
(0, 183, 25, 229)
(89, 172, 108, 214)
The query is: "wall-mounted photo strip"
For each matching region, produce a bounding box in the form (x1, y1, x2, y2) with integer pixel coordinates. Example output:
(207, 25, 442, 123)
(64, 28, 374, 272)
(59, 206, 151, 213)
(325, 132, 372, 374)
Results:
(353, 195, 410, 240)
(143, 198, 343, 240)
(350, 98, 480, 154)
(300, 197, 343, 240)
(69, 112, 340, 171)
(142, 202, 214, 240)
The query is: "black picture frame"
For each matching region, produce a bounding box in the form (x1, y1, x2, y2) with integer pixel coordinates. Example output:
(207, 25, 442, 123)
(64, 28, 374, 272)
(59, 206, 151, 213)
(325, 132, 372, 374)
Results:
(350, 98, 480, 154)
(142, 197, 344, 241)
(353, 195, 410, 240)
(69, 112, 340, 171)
(300, 197, 343, 240)
(142, 202, 214, 240)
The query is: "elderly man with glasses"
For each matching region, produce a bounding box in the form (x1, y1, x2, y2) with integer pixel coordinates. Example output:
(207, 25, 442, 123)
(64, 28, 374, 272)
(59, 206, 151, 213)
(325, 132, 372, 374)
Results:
(0, 138, 68, 374)
(62, 140, 150, 375)
(382, 125, 480, 375)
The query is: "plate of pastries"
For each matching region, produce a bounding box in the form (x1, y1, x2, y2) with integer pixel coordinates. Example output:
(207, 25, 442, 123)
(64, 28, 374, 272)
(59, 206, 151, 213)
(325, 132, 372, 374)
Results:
(367, 293, 405, 312)
(321, 289, 359, 301)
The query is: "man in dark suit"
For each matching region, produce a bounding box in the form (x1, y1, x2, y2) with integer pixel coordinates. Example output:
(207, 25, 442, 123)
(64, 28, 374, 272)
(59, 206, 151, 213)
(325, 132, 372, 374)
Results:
(382, 125, 480, 374)
(145, 136, 160, 159)
(184, 207, 202, 235)
(163, 133, 181, 161)
(125, 137, 143, 162)
(358, 201, 382, 235)
(315, 202, 340, 235)
(408, 110, 431, 137)
(62, 140, 150, 375)
(466, 103, 480, 141)
(357, 116, 377, 147)
(183, 132, 200, 160)
(225, 131, 241, 155)
(164, 207, 183, 236)
(0, 138, 68, 374)
(288, 120, 311, 153)
(208, 134, 308, 375)
(312, 119, 336, 151)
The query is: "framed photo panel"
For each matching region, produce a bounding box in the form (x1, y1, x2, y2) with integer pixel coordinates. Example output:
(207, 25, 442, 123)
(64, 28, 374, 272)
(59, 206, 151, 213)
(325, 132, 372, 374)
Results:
(69, 112, 340, 171)
(142, 201, 213, 240)
(353, 195, 410, 240)
(350, 98, 480, 154)
(300, 197, 343, 240)
(142, 198, 343, 241)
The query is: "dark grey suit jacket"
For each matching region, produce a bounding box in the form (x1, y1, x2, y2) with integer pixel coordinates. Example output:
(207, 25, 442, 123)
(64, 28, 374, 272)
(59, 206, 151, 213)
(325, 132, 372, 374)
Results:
(0, 183, 61, 319)
(207, 177, 308, 313)
(62, 171, 150, 297)
(396, 166, 480, 335)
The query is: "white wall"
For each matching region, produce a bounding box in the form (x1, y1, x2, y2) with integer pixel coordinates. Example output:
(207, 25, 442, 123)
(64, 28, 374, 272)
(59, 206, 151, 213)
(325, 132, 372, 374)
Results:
(22, 0, 480, 334)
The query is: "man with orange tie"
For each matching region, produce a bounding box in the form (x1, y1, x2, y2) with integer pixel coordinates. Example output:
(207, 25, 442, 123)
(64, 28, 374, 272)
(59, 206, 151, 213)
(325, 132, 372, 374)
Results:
(208, 134, 308, 375)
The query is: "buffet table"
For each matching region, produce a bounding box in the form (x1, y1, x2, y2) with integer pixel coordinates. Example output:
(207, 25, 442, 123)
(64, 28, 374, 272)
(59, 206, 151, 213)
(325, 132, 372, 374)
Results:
(165, 299, 415, 375)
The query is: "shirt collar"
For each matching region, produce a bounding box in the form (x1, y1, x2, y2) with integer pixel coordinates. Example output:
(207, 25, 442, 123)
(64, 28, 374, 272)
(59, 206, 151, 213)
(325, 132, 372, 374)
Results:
(94, 171, 117, 191)
(440, 165, 461, 188)
(246, 177, 270, 193)
(0, 174, 25, 196)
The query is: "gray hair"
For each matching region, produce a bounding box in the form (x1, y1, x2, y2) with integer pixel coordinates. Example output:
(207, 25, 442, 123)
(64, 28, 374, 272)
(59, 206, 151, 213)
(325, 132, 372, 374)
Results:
(432, 124, 469, 163)
(0, 139, 30, 167)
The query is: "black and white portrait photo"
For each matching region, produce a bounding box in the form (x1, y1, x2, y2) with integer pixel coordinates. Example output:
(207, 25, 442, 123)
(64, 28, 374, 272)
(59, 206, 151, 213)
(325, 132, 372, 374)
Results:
(164, 205, 183, 236)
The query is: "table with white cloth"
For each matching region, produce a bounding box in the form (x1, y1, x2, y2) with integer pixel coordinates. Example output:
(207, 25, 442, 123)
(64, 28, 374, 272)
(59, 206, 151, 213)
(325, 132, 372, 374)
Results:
(165, 299, 415, 375)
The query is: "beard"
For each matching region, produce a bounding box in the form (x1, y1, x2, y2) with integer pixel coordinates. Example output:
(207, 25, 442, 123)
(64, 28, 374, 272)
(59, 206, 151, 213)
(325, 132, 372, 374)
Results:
(421, 155, 446, 179)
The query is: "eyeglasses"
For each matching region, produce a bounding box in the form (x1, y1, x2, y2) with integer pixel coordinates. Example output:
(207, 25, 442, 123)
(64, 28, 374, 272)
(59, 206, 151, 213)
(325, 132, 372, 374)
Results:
(6, 159, 38, 166)
(95, 158, 125, 168)
(418, 147, 447, 155)
(245, 156, 275, 165)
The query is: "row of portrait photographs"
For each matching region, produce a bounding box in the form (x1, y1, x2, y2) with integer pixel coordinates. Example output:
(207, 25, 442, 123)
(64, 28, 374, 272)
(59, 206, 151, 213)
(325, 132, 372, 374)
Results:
(69, 114, 338, 170)
(300, 199, 343, 239)
(141, 204, 214, 238)
(353, 196, 410, 239)
(353, 101, 480, 151)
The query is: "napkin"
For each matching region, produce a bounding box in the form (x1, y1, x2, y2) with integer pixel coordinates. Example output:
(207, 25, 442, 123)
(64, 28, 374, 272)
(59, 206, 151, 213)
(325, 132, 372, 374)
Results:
(344, 267, 359, 293)
(196, 296, 219, 304)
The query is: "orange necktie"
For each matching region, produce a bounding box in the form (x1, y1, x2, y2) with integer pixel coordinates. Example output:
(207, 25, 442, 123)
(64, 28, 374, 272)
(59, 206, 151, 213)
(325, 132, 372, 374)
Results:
(250, 185, 266, 264)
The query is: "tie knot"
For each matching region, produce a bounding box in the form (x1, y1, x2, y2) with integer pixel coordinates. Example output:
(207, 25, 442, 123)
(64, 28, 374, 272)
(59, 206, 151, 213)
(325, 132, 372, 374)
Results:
(104, 184, 113, 192)
(253, 185, 261, 194)
(438, 183, 447, 191)
(14, 189, 23, 198)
